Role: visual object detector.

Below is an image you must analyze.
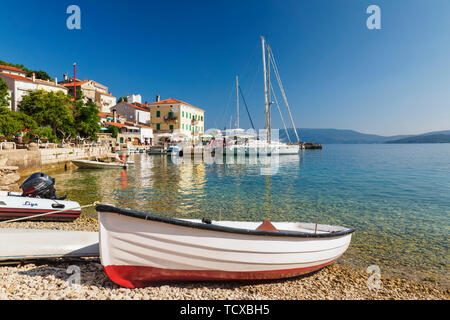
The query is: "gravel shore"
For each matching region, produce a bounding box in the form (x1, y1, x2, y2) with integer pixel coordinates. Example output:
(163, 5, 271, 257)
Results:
(1, 219, 448, 300)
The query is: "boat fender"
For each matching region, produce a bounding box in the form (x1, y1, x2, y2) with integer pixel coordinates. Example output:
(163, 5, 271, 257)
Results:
(202, 217, 212, 224)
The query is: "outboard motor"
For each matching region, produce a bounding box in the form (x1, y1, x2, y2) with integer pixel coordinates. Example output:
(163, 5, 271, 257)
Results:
(20, 173, 66, 200)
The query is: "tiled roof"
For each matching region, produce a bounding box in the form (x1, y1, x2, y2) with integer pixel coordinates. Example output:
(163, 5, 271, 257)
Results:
(61, 81, 87, 87)
(0, 65, 26, 74)
(134, 102, 151, 110)
(150, 98, 204, 111)
(0, 72, 67, 89)
(98, 91, 115, 97)
(105, 122, 126, 128)
(124, 102, 150, 112)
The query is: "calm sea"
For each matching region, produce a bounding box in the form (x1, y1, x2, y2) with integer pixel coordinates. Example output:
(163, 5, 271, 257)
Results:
(42, 144, 450, 285)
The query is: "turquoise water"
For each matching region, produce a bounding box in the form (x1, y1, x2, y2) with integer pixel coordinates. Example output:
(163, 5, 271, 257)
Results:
(46, 144, 450, 285)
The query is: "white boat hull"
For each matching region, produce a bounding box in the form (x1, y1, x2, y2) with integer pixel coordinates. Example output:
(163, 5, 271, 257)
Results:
(72, 160, 133, 169)
(97, 205, 353, 288)
(0, 192, 81, 222)
(0, 229, 99, 262)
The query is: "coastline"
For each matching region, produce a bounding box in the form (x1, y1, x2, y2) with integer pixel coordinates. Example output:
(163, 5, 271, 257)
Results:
(1, 219, 448, 300)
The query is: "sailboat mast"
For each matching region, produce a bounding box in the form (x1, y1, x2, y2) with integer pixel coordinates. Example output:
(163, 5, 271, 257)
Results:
(236, 75, 239, 129)
(267, 44, 272, 144)
(261, 36, 270, 143)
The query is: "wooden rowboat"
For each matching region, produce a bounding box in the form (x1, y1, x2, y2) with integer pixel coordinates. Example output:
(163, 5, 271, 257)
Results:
(96, 204, 354, 288)
(71, 160, 134, 169)
(0, 228, 99, 263)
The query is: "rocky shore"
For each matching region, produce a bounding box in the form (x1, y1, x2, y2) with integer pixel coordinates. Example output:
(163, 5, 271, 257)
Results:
(0, 219, 448, 300)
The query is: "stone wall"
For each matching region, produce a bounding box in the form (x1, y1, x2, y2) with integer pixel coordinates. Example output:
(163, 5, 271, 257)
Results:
(39, 145, 111, 165)
(0, 158, 20, 192)
(0, 145, 112, 173)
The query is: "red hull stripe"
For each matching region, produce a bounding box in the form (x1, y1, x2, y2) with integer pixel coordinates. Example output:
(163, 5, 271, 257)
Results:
(103, 259, 337, 289)
(0, 213, 80, 217)
(0, 208, 81, 221)
(0, 208, 81, 213)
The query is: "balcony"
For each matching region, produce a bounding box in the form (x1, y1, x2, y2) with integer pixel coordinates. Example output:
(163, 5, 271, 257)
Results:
(191, 119, 198, 125)
(164, 115, 178, 123)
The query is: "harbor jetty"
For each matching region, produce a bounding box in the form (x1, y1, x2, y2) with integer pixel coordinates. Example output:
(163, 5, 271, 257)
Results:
(0, 143, 112, 173)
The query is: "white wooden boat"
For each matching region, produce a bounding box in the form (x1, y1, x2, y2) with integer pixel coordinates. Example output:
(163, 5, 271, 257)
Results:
(96, 204, 354, 288)
(0, 228, 99, 262)
(0, 191, 81, 222)
(72, 160, 134, 169)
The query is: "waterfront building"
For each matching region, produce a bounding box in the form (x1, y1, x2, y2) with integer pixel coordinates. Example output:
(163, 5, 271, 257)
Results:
(149, 96, 205, 142)
(0, 65, 68, 111)
(110, 94, 151, 126)
(59, 75, 116, 113)
(98, 111, 126, 124)
(104, 121, 153, 146)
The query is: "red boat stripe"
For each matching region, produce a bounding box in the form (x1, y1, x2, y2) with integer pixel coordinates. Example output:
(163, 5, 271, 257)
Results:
(0, 208, 80, 213)
(103, 259, 337, 289)
(0, 213, 80, 217)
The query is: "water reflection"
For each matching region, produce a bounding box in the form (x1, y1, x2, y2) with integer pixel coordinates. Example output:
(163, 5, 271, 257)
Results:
(20, 145, 450, 284)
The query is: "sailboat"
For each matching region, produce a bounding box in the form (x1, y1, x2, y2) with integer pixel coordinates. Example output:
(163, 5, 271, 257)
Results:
(246, 36, 300, 156)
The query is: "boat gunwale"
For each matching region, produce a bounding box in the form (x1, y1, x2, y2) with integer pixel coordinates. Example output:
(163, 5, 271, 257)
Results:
(96, 204, 355, 238)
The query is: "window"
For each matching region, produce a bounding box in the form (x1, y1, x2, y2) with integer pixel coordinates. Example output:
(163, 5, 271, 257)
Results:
(182, 124, 184, 129)
(169, 125, 174, 131)
(156, 111, 160, 118)
(182, 111, 184, 118)
(201, 116, 203, 121)
(189, 113, 192, 119)
(157, 124, 160, 130)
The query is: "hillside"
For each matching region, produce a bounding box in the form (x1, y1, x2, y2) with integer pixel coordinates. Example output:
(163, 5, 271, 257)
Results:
(279, 128, 412, 144)
(385, 134, 450, 144)
(279, 128, 450, 144)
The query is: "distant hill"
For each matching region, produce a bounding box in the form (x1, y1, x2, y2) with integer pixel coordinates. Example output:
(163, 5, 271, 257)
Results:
(386, 134, 450, 144)
(279, 128, 450, 144)
(279, 128, 412, 144)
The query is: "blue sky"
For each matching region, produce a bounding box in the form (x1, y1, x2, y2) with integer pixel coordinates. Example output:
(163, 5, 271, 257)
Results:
(1, 0, 450, 136)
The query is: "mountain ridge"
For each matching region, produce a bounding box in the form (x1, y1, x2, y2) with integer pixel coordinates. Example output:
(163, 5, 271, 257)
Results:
(279, 128, 450, 144)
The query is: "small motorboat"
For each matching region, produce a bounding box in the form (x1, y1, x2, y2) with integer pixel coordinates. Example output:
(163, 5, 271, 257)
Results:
(147, 147, 167, 155)
(96, 204, 354, 288)
(72, 159, 134, 169)
(0, 228, 98, 263)
(167, 144, 182, 157)
(0, 173, 81, 222)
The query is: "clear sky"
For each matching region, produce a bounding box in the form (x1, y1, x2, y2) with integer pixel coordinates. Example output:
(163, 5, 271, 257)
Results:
(1, 0, 449, 136)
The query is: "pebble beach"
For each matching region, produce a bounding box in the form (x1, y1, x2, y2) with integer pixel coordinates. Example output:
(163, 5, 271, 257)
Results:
(1, 218, 448, 300)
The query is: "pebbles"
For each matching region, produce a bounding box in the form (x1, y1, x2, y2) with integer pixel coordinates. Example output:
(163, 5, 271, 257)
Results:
(0, 219, 448, 300)
(0, 259, 448, 300)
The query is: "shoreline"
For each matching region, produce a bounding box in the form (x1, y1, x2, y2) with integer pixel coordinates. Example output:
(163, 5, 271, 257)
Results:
(0, 219, 448, 300)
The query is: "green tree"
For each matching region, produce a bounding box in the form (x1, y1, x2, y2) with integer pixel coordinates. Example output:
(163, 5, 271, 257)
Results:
(0, 60, 53, 81)
(73, 101, 101, 140)
(0, 78, 10, 108)
(107, 125, 119, 138)
(26, 70, 53, 82)
(19, 90, 75, 139)
(0, 107, 37, 138)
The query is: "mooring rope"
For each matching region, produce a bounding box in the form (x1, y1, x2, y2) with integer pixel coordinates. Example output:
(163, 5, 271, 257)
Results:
(0, 201, 99, 224)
